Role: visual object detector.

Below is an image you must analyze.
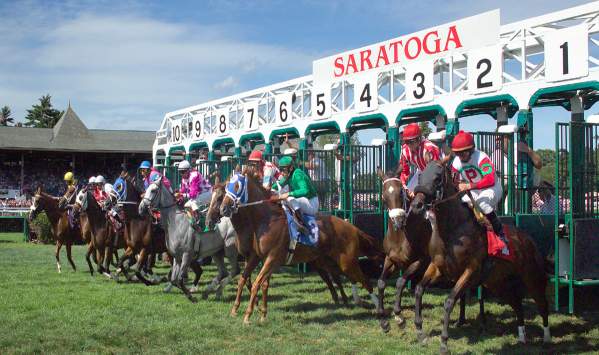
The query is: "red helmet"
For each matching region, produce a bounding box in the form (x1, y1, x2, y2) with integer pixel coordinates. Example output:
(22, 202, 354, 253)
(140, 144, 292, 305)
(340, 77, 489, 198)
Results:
(402, 123, 421, 141)
(248, 150, 263, 162)
(451, 130, 475, 152)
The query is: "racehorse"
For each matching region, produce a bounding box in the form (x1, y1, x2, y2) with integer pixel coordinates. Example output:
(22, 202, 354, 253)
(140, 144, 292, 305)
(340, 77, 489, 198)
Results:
(216, 172, 384, 324)
(206, 182, 353, 313)
(410, 159, 550, 354)
(138, 176, 240, 303)
(111, 175, 166, 284)
(375, 169, 475, 333)
(29, 186, 80, 273)
(74, 188, 123, 277)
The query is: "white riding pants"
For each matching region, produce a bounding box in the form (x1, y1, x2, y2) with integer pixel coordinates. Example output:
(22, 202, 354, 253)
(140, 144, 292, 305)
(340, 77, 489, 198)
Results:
(461, 183, 503, 214)
(288, 196, 319, 216)
(184, 190, 212, 212)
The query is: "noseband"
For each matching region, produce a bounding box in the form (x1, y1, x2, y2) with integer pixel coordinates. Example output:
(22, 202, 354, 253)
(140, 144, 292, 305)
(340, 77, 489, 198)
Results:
(383, 177, 409, 230)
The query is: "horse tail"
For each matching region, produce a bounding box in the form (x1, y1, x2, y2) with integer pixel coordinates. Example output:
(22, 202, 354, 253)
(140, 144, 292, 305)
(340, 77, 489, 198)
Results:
(356, 228, 384, 260)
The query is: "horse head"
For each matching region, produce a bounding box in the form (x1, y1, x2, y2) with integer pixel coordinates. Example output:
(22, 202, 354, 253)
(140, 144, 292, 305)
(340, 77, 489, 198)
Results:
(72, 187, 90, 214)
(377, 167, 408, 231)
(138, 176, 174, 215)
(206, 182, 226, 229)
(28, 186, 43, 221)
(220, 173, 247, 218)
(410, 155, 453, 216)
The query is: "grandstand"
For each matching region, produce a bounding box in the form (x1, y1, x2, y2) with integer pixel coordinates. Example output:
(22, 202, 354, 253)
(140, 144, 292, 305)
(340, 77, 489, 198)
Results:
(0, 104, 154, 206)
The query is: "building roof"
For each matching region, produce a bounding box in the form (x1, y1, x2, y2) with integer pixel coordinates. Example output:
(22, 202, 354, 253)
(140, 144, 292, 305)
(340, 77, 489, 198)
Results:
(0, 105, 154, 153)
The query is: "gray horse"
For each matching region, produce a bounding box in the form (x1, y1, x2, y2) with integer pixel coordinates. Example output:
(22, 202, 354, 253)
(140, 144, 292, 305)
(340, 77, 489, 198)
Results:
(138, 176, 239, 302)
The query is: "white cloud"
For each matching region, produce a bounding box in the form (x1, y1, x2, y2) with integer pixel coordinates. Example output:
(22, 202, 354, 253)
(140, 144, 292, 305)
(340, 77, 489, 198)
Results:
(0, 2, 314, 131)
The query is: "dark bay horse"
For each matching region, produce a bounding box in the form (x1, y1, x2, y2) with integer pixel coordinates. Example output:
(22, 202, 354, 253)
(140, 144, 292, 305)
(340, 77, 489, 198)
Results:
(410, 159, 550, 353)
(74, 188, 124, 277)
(216, 173, 384, 324)
(112, 175, 165, 284)
(375, 169, 474, 333)
(29, 186, 81, 272)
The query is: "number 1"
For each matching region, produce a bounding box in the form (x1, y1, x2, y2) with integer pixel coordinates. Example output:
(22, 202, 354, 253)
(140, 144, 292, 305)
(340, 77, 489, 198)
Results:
(560, 41, 569, 75)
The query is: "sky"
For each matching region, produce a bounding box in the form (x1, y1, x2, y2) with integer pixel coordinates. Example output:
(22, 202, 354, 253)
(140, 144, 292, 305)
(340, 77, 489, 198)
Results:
(0, 0, 592, 147)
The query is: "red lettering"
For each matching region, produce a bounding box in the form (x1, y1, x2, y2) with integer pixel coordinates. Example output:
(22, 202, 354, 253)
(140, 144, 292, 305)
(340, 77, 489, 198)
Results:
(345, 54, 358, 75)
(360, 49, 373, 72)
(444, 25, 463, 51)
(423, 30, 441, 55)
(333, 57, 345, 77)
(404, 36, 421, 60)
(388, 40, 403, 63)
(375, 45, 389, 68)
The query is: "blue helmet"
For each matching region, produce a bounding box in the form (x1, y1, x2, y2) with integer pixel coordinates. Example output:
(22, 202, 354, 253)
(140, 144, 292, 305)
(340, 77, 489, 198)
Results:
(139, 161, 152, 169)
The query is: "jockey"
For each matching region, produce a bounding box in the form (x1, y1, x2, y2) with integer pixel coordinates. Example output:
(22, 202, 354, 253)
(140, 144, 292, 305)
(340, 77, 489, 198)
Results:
(139, 160, 172, 192)
(93, 175, 110, 204)
(451, 130, 508, 255)
(60, 171, 78, 207)
(398, 123, 441, 198)
(247, 150, 281, 190)
(175, 160, 212, 227)
(270, 156, 318, 233)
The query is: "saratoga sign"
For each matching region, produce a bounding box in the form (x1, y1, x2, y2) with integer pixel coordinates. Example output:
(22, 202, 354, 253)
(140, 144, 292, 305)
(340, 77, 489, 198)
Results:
(313, 10, 500, 84)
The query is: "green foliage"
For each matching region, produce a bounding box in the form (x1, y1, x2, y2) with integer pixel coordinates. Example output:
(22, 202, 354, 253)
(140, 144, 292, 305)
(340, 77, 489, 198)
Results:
(29, 212, 53, 243)
(314, 134, 361, 149)
(0, 106, 13, 126)
(419, 121, 433, 137)
(24, 94, 64, 128)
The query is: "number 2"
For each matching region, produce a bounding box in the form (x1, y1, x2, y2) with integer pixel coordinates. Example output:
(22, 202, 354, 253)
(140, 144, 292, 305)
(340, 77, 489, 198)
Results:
(476, 59, 492, 89)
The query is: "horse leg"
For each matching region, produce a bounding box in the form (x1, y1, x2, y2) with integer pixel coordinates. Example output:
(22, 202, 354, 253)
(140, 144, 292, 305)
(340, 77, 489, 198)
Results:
(133, 248, 155, 286)
(521, 264, 551, 343)
(331, 270, 349, 305)
(243, 255, 278, 325)
(213, 254, 231, 299)
(55, 240, 63, 273)
(115, 247, 133, 278)
(85, 242, 95, 276)
(189, 259, 203, 294)
(315, 268, 339, 304)
(65, 242, 76, 271)
(440, 265, 476, 355)
(393, 260, 421, 328)
(338, 255, 377, 308)
(414, 263, 441, 344)
(177, 252, 197, 303)
(377, 256, 397, 333)
(232, 253, 259, 317)
(103, 243, 113, 278)
(258, 276, 270, 322)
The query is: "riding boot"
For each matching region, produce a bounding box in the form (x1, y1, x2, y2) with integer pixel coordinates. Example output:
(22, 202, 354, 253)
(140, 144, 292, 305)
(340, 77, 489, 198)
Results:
(293, 209, 310, 236)
(485, 211, 509, 255)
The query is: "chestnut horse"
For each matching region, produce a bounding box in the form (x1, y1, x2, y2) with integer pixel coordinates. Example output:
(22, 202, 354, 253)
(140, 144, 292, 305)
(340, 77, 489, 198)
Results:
(410, 160, 550, 354)
(375, 169, 475, 333)
(29, 186, 81, 272)
(207, 183, 352, 311)
(216, 173, 384, 324)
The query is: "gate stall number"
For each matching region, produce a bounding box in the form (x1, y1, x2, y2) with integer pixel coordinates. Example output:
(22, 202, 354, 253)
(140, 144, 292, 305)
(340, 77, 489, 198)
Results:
(405, 61, 434, 104)
(354, 74, 379, 113)
(312, 86, 332, 120)
(244, 102, 260, 131)
(545, 24, 588, 83)
(467, 45, 503, 94)
(275, 93, 294, 126)
(192, 114, 203, 140)
(216, 109, 230, 136)
(170, 119, 184, 144)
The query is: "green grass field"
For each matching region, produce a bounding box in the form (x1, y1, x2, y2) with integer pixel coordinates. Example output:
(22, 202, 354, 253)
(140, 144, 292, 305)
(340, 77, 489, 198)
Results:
(1, 232, 598, 354)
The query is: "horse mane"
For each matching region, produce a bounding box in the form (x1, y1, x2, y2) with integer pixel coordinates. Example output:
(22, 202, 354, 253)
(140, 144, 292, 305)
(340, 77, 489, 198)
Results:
(38, 191, 60, 202)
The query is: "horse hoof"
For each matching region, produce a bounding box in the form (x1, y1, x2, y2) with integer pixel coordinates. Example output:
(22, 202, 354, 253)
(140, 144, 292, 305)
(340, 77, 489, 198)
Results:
(394, 315, 406, 328)
(230, 309, 238, 317)
(380, 320, 390, 333)
(243, 317, 251, 325)
(189, 296, 198, 304)
(163, 284, 173, 293)
(416, 331, 428, 344)
(440, 343, 450, 355)
(259, 316, 267, 323)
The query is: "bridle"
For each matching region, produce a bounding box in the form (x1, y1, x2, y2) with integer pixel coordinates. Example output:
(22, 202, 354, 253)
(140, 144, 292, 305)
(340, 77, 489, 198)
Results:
(382, 177, 409, 231)
(142, 178, 177, 211)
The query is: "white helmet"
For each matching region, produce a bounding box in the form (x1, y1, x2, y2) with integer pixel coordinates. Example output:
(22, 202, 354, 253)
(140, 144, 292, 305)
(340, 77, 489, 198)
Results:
(177, 160, 191, 171)
(88, 176, 96, 184)
(96, 175, 106, 184)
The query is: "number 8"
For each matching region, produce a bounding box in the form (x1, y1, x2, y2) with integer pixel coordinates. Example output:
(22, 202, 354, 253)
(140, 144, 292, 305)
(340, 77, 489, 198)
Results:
(219, 114, 226, 133)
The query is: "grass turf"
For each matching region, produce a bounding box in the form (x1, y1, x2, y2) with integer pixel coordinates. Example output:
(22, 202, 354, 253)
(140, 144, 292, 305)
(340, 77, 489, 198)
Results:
(1, 232, 598, 354)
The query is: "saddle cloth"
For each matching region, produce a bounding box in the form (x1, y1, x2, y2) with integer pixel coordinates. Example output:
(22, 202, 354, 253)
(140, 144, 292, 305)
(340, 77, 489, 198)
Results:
(282, 206, 319, 247)
(470, 204, 513, 261)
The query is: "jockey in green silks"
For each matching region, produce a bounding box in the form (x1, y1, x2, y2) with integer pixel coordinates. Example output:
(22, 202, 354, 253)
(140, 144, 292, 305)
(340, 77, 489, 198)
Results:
(270, 156, 319, 222)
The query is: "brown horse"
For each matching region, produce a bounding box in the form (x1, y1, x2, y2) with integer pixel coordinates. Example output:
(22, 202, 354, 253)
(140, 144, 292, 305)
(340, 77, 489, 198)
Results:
(29, 186, 81, 272)
(410, 159, 550, 353)
(375, 169, 476, 333)
(113, 174, 165, 285)
(73, 188, 124, 277)
(215, 172, 384, 324)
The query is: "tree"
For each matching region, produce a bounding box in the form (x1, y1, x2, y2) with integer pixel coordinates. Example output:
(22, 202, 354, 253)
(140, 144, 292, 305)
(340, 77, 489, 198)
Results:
(419, 121, 433, 137)
(24, 95, 64, 128)
(0, 106, 13, 126)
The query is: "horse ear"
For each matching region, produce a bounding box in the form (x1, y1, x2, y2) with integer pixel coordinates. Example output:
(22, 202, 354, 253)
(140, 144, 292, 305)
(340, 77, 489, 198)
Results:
(36, 186, 42, 194)
(376, 166, 384, 180)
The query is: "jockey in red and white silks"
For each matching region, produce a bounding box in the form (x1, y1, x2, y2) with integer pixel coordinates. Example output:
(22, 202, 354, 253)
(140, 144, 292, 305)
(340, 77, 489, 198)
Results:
(398, 123, 440, 195)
